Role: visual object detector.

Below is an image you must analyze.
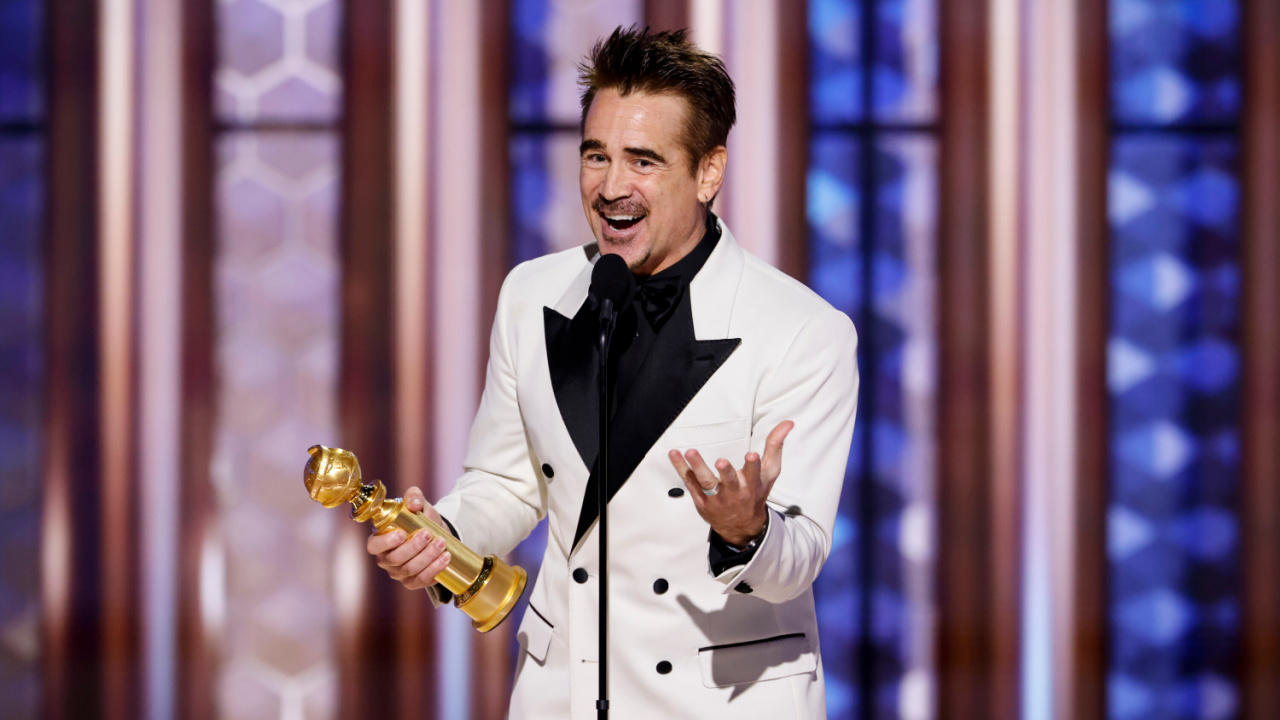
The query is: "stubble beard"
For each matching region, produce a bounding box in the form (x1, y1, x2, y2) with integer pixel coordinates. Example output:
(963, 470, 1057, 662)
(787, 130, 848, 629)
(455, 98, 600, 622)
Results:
(593, 197, 650, 272)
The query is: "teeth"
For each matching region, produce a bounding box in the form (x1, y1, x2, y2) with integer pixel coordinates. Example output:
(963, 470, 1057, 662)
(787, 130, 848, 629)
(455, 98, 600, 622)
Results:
(606, 215, 641, 221)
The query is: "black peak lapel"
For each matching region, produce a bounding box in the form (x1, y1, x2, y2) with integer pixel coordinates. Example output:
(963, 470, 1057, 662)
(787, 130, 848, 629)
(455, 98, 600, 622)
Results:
(572, 299, 741, 551)
(544, 305, 600, 470)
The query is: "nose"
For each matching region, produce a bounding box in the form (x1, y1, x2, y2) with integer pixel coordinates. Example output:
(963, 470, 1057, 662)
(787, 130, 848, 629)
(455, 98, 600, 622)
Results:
(600, 161, 631, 202)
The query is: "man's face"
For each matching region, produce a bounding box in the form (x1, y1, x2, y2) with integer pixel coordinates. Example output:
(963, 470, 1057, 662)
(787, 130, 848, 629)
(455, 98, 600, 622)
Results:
(579, 88, 725, 275)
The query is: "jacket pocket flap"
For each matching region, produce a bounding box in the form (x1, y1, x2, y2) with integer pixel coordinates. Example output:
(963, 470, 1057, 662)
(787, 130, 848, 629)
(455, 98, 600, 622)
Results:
(697, 633, 815, 688)
(516, 605, 554, 664)
(669, 416, 751, 449)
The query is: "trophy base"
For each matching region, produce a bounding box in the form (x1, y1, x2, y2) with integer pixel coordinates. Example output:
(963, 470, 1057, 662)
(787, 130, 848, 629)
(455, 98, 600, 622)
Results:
(456, 556, 528, 633)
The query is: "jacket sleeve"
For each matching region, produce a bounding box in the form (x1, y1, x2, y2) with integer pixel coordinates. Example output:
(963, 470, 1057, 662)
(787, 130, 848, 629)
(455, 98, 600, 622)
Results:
(708, 306, 859, 603)
(432, 267, 547, 558)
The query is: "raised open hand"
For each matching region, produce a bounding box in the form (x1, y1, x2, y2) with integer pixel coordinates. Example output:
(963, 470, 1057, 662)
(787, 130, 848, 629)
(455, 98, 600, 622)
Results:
(667, 420, 794, 547)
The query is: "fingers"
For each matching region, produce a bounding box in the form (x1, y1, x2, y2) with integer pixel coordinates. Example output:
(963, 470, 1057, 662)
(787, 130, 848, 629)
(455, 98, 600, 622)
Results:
(741, 451, 762, 489)
(367, 527, 407, 556)
(382, 527, 435, 568)
(684, 449, 728, 495)
(403, 546, 453, 590)
(373, 528, 450, 589)
(761, 420, 794, 483)
(390, 535, 450, 584)
(404, 486, 426, 513)
(401, 486, 445, 527)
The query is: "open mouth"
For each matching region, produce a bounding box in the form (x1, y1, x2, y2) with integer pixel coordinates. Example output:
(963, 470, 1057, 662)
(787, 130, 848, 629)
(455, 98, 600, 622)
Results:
(602, 213, 645, 232)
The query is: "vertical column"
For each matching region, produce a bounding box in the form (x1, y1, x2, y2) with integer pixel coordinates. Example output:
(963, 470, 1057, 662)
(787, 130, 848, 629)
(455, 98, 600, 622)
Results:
(392, 0, 440, 714)
(338, 2, 422, 719)
(988, 1, 1028, 715)
(42, 1, 105, 718)
(1070, 1, 1108, 718)
(937, 0, 1023, 717)
(1241, 0, 1280, 716)
(720, 0, 806, 276)
(176, 0, 218, 717)
(431, 2, 501, 715)
(136, 0, 185, 718)
(97, 8, 142, 713)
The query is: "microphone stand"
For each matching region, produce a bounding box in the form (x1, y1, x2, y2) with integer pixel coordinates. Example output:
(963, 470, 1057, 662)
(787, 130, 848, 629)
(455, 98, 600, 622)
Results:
(596, 298, 616, 720)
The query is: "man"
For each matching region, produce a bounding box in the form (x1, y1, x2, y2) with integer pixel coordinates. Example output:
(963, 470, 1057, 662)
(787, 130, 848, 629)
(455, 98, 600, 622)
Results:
(368, 27, 858, 719)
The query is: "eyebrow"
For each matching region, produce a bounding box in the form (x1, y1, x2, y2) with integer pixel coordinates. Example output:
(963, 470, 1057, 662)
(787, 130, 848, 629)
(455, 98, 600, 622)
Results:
(625, 146, 667, 164)
(578, 140, 668, 165)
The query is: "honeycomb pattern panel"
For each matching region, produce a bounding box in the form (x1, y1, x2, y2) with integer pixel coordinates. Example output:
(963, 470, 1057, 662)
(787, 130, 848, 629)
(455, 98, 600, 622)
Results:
(809, 131, 938, 720)
(1107, 134, 1242, 720)
(216, 0, 343, 124)
(213, 130, 343, 720)
(1111, 0, 1240, 125)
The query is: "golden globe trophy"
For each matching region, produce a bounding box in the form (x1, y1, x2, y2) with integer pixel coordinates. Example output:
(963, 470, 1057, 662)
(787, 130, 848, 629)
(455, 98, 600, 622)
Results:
(303, 444, 527, 632)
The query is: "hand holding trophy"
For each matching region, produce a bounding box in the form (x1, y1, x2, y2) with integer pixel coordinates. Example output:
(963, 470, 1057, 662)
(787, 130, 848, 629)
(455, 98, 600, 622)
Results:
(303, 444, 527, 632)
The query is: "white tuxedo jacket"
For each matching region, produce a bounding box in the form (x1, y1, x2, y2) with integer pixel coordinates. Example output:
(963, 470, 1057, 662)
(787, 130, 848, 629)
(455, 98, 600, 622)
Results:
(434, 221, 859, 720)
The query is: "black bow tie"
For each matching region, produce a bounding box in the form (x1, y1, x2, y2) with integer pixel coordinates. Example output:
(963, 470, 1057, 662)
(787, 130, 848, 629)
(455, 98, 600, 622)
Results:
(634, 276, 684, 330)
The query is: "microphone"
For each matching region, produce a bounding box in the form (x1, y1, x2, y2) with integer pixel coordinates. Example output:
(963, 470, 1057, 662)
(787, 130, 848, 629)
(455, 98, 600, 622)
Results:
(590, 253, 635, 339)
(586, 252, 632, 719)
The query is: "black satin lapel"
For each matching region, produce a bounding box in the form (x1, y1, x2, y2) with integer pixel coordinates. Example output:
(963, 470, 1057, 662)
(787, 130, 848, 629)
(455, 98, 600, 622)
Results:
(544, 306, 599, 470)
(572, 301, 740, 550)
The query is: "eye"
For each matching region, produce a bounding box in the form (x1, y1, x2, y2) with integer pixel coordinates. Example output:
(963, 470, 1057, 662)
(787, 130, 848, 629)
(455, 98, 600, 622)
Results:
(583, 153, 607, 167)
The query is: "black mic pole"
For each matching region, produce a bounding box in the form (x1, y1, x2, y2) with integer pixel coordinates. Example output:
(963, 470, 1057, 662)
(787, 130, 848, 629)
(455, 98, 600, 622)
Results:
(596, 298, 614, 720)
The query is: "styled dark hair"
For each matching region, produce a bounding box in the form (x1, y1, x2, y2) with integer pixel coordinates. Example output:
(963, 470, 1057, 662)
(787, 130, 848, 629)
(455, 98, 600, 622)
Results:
(578, 26, 736, 173)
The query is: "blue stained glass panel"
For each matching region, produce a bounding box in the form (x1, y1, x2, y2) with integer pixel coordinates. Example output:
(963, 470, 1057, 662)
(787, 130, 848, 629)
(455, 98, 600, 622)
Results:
(509, 0, 640, 125)
(809, 132, 865, 717)
(510, 0, 551, 123)
(510, 133, 553, 265)
(810, 132, 938, 719)
(510, 132, 592, 264)
(873, 0, 937, 122)
(1108, 134, 1241, 720)
(811, 0, 864, 124)
(811, 0, 938, 126)
(0, 136, 45, 720)
(0, 0, 44, 122)
(809, 132, 862, 314)
(1111, 0, 1241, 125)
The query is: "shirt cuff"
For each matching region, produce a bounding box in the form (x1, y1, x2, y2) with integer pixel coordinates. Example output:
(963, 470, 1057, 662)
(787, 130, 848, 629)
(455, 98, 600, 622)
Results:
(706, 514, 769, 576)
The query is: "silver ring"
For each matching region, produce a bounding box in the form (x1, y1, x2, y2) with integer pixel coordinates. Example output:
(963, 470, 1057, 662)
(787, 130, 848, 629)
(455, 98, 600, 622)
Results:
(702, 484, 719, 496)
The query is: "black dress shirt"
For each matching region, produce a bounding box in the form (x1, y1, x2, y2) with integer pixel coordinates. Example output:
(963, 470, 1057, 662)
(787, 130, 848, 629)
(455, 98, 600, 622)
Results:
(604, 213, 762, 575)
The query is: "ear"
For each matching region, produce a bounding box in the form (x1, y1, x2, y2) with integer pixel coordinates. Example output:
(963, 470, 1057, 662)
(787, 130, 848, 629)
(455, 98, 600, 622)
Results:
(695, 146, 727, 204)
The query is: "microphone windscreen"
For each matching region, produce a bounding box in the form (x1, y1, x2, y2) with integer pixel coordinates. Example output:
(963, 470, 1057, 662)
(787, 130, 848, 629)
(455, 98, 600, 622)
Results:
(590, 253, 635, 307)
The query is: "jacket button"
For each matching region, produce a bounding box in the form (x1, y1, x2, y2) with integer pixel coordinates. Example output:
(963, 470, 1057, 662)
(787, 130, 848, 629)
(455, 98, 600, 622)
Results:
(735, 581, 753, 594)
(653, 578, 669, 595)
(573, 568, 589, 584)
(667, 487, 684, 498)
(542, 463, 554, 478)
(656, 661, 672, 675)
